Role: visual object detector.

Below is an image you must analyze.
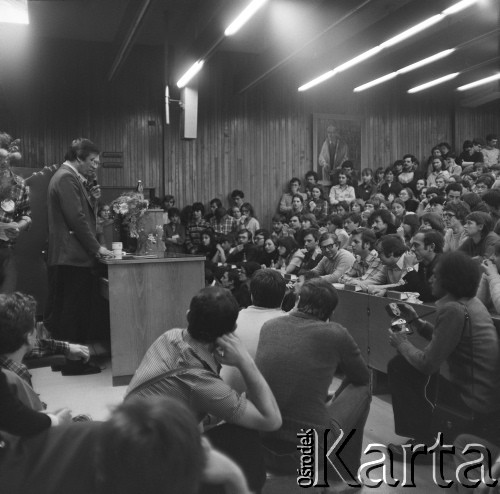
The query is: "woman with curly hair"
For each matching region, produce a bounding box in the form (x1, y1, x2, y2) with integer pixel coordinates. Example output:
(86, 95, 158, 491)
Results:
(239, 202, 260, 238)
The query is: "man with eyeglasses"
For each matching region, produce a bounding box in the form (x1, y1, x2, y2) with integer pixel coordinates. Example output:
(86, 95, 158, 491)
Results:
(442, 201, 469, 252)
(311, 232, 354, 283)
(46, 138, 112, 375)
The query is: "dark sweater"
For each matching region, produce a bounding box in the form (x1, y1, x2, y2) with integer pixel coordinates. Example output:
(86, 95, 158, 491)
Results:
(0, 369, 50, 437)
(255, 311, 369, 443)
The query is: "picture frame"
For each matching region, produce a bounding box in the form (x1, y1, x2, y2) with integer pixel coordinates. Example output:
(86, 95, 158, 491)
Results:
(312, 113, 362, 186)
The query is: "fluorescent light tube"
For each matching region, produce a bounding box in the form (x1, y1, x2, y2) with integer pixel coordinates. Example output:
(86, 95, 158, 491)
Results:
(457, 73, 500, 91)
(298, 70, 337, 92)
(380, 14, 443, 49)
(335, 47, 382, 73)
(354, 73, 397, 92)
(225, 0, 267, 36)
(398, 49, 455, 74)
(299, 0, 479, 92)
(408, 72, 459, 93)
(176, 60, 204, 89)
(442, 0, 478, 16)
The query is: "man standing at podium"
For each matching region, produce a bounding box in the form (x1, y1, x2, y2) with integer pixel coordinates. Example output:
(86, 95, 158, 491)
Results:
(46, 138, 112, 375)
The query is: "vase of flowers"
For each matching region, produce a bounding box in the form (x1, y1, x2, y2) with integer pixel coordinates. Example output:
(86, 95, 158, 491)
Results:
(111, 192, 149, 253)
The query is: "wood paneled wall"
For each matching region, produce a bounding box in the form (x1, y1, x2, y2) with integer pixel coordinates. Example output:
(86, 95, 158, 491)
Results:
(0, 40, 498, 230)
(0, 39, 164, 194)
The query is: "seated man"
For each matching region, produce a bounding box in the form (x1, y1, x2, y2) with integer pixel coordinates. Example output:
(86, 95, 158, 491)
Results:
(221, 269, 286, 393)
(369, 209, 398, 238)
(270, 214, 292, 242)
(0, 396, 251, 494)
(293, 228, 323, 272)
(125, 286, 281, 493)
(209, 207, 236, 235)
(339, 228, 385, 285)
(0, 368, 71, 436)
(0, 292, 90, 420)
(391, 230, 443, 303)
(362, 235, 416, 295)
(226, 229, 259, 263)
(387, 252, 500, 458)
(442, 201, 469, 252)
(255, 278, 371, 486)
(311, 232, 355, 283)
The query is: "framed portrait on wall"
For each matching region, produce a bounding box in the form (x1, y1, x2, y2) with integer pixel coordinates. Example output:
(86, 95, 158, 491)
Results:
(313, 114, 362, 186)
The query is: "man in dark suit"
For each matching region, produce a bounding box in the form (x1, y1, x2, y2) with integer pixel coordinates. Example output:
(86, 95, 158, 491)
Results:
(45, 139, 112, 373)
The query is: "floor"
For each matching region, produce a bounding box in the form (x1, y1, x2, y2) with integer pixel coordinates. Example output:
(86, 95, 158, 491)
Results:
(32, 361, 456, 494)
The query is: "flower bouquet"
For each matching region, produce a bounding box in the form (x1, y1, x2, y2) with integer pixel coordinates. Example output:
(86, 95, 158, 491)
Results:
(111, 192, 149, 251)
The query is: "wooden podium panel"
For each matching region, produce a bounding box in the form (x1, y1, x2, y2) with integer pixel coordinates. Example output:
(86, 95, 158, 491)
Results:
(101, 254, 205, 385)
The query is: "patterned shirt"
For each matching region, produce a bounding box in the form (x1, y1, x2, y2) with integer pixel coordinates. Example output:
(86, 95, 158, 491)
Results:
(0, 170, 31, 246)
(126, 328, 247, 426)
(0, 356, 32, 386)
(341, 249, 385, 284)
(185, 219, 208, 252)
(26, 338, 70, 359)
(210, 215, 236, 235)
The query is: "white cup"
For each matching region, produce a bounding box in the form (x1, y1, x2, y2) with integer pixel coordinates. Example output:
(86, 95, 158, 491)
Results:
(112, 242, 123, 259)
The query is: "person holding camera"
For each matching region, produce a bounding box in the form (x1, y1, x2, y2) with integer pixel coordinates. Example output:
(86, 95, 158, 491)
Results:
(387, 251, 500, 460)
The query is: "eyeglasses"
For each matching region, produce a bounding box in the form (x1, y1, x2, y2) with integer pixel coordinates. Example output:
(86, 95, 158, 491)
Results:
(321, 243, 336, 251)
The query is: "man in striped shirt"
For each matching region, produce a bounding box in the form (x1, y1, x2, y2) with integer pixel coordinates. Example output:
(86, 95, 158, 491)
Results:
(126, 286, 281, 493)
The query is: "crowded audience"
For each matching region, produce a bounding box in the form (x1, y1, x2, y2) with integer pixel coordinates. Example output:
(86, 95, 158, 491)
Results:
(2, 130, 500, 493)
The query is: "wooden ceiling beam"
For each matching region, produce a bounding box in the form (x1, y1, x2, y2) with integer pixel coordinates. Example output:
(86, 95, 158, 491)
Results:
(107, 0, 156, 82)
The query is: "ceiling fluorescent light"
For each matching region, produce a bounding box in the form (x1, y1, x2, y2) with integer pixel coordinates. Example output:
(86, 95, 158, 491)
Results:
(398, 49, 455, 74)
(299, 0, 477, 92)
(336, 47, 382, 73)
(457, 73, 500, 91)
(298, 70, 337, 92)
(408, 72, 459, 93)
(224, 0, 267, 36)
(380, 15, 443, 49)
(354, 49, 456, 93)
(354, 73, 397, 92)
(442, 0, 478, 16)
(176, 60, 204, 89)
(0, 0, 29, 24)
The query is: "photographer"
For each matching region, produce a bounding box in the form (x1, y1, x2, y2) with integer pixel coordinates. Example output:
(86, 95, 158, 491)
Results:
(387, 251, 500, 459)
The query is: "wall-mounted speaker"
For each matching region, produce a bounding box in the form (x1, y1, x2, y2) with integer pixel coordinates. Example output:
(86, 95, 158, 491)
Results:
(180, 87, 198, 140)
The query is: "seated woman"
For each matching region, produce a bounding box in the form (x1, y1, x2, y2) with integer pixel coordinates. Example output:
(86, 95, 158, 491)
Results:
(387, 251, 500, 457)
(459, 211, 500, 258)
(259, 237, 279, 268)
(163, 207, 186, 254)
(275, 237, 300, 275)
(239, 203, 260, 238)
(398, 187, 420, 213)
(380, 167, 403, 202)
(391, 198, 406, 228)
(420, 212, 445, 234)
(198, 229, 218, 263)
(96, 204, 114, 248)
(306, 185, 328, 222)
(427, 157, 450, 187)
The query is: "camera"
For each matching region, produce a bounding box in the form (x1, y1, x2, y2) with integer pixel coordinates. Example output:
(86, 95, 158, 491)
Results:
(385, 302, 413, 334)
